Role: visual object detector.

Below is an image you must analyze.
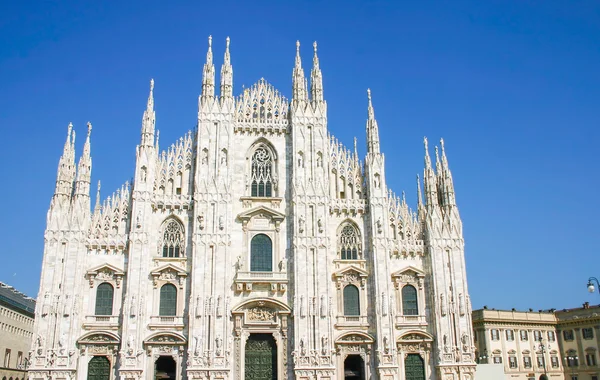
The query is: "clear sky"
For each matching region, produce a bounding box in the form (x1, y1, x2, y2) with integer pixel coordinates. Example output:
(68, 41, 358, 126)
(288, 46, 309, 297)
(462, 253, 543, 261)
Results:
(1, 1, 598, 310)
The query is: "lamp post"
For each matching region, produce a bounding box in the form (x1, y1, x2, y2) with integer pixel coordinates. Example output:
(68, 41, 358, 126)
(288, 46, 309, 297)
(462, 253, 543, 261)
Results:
(478, 349, 488, 364)
(535, 336, 549, 380)
(565, 355, 578, 380)
(587, 277, 600, 294)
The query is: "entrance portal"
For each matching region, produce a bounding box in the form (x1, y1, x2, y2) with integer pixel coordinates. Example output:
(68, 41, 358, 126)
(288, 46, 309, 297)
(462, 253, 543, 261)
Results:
(245, 333, 277, 380)
(87, 356, 110, 380)
(404, 353, 425, 380)
(344, 355, 365, 380)
(155, 356, 176, 380)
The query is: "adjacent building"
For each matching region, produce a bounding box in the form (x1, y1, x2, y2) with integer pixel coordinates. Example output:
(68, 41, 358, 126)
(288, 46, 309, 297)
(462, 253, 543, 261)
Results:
(472, 303, 600, 380)
(29, 38, 477, 379)
(0, 282, 36, 380)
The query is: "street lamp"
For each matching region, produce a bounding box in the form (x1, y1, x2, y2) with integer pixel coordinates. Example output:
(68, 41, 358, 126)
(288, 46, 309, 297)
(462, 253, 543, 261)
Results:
(565, 355, 578, 380)
(587, 277, 599, 294)
(535, 336, 549, 380)
(478, 349, 488, 364)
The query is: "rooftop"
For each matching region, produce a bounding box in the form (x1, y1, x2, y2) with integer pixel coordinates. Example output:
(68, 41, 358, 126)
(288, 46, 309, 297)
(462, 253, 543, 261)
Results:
(0, 281, 36, 314)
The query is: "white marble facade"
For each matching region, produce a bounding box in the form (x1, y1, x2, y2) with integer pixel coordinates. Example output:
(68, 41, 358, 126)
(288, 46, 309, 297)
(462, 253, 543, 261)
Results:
(29, 37, 476, 380)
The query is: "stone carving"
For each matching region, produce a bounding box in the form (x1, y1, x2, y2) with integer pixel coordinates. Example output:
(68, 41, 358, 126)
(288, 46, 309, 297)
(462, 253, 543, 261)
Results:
(382, 292, 388, 316)
(317, 218, 323, 233)
(58, 333, 66, 355)
(279, 257, 287, 272)
(320, 295, 327, 317)
(219, 216, 224, 230)
(300, 296, 306, 318)
(197, 215, 204, 230)
(247, 306, 275, 321)
(299, 215, 305, 233)
(215, 336, 223, 356)
(159, 269, 177, 281)
(127, 335, 135, 355)
(343, 272, 359, 283)
(195, 296, 202, 317)
(300, 338, 306, 356)
(441, 294, 447, 316)
(201, 149, 208, 165)
(220, 150, 227, 166)
(130, 295, 137, 317)
(376, 218, 382, 234)
(216, 296, 223, 317)
(459, 293, 465, 316)
(321, 336, 328, 355)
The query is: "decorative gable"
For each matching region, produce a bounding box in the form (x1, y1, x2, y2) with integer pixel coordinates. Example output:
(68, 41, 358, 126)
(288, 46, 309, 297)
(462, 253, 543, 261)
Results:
(391, 266, 425, 289)
(333, 265, 368, 289)
(237, 205, 285, 232)
(150, 264, 187, 288)
(86, 263, 124, 288)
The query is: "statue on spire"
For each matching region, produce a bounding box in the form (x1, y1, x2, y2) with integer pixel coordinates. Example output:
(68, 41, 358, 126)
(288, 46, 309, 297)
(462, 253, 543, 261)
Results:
(202, 35, 215, 98)
(310, 41, 323, 102)
(220, 36, 233, 100)
(366, 89, 380, 154)
(292, 40, 307, 101)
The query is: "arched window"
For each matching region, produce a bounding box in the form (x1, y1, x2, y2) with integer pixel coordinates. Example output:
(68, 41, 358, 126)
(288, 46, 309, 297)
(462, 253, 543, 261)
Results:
(402, 285, 418, 316)
(250, 146, 273, 197)
(162, 219, 184, 257)
(159, 284, 177, 316)
(343, 285, 360, 316)
(250, 234, 272, 272)
(87, 355, 110, 380)
(404, 354, 425, 380)
(95, 283, 114, 316)
(339, 223, 360, 260)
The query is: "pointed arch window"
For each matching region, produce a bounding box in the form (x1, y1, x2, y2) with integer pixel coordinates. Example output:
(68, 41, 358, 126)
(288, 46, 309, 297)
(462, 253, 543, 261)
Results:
(250, 147, 273, 197)
(402, 285, 418, 316)
(161, 219, 184, 257)
(95, 283, 114, 316)
(250, 234, 272, 272)
(343, 285, 360, 316)
(339, 223, 361, 260)
(159, 284, 177, 316)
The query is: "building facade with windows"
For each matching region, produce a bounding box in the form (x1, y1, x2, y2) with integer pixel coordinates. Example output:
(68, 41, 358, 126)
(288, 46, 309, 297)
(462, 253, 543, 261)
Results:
(555, 303, 600, 380)
(0, 282, 36, 380)
(29, 38, 476, 380)
(472, 304, 600, 380)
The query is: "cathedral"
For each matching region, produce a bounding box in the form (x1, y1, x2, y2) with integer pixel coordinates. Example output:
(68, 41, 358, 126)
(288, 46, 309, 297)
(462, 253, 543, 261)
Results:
(29, 37, 476, 380)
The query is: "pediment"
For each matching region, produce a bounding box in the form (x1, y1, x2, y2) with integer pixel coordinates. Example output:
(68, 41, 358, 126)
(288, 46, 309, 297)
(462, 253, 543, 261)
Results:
(237, 206, 286, 223)
(86, 263, 124, 277)
(77, 331, 121, 345)
(86, 263, 124, 287)
(391, 266, 425, 279)
(398, 330, 433, 342)
(335, 332, 374, 344)
(333, 265, 368, 279)
(150, 263, 187, 278)
(144, 332, 187, 345)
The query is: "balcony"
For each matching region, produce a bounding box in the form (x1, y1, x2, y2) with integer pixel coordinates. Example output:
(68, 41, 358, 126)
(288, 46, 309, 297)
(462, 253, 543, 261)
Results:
(395, 314, 427, 328)
(234, 271, 288, 293)
(148, 316, 185, 330)
(335, 315, 369, 329)
(83, 315, 119, 330)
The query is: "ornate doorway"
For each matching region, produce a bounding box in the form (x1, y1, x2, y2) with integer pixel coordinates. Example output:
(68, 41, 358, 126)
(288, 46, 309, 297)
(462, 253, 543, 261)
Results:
(244, 334, 277, 380)
(344, 355, 364, 380)
(404, 354, 425, 380)
(155, 356, 176, 380)
(87, 356, 110, 380)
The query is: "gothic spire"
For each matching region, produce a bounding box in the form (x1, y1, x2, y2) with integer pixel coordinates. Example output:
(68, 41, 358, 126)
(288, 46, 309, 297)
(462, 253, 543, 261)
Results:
(54, 123, 77, 198)
(74, 122, 93, 199)
(366, 89, 380, 154)
(202, 35, 215, 98)
(94, 180, 101, 213)
(292, 41, 307, 101)
(141, 79, 155, 147)
(439, 138, 456, 206)
(310, 41, 323, 102)
(220, 36, 233, 100)
(423, 137, 438, 207)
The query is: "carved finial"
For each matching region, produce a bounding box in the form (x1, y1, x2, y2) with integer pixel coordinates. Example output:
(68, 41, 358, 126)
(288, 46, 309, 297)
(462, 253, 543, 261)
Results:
(296, 40, 300, 51)
(86, 122, 92, 137)
(208, 35, 212, 47)
(150, 78, 154, 91)
(226, 36, 230, 48)
(313, 41, 317, 53)
(367, 88, 372, 102)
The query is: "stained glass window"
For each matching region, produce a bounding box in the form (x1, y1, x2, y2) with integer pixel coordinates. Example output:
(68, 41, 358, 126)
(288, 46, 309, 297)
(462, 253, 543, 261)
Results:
(162, 219, 184, 257)
(250, 147, 273, 197)
(159, 284, 177, 316)
(343, 285, 360, 316)
(251, 234, 272, 272)
(339, 224, 360, 260)
(402, 285, 418, 316)
(95, 283, 114, 316)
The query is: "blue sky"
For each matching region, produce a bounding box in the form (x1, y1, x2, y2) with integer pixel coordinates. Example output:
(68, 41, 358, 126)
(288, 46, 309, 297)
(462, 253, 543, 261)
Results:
(1, 1, 598, 310)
